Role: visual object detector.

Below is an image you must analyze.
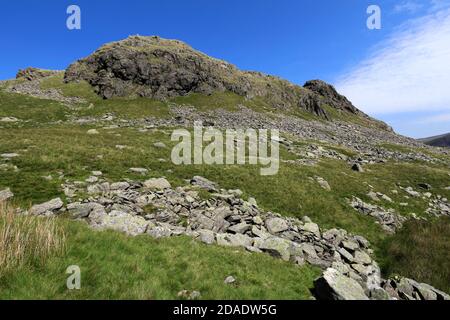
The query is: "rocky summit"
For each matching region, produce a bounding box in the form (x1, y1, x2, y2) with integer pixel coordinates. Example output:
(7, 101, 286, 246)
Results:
(64, 35, 382, 123)
(0, 35, 449, 301)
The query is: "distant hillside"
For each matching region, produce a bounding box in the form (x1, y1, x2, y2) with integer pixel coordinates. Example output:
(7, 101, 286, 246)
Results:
(419, 133, 450, 147)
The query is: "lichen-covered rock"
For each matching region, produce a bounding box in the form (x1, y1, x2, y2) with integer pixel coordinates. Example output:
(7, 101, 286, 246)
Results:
(313, 268, 369, 300)
(29, 198, 64, 216)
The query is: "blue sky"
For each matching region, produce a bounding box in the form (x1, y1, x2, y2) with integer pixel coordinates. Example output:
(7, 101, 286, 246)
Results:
(0, 0, 449, 138)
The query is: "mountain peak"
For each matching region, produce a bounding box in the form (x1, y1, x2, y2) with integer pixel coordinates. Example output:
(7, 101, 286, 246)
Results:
(64, 36, 372, 123)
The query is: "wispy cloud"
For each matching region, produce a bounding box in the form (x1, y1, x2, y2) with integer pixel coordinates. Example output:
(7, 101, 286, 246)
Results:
(394, 1, 424, 14)
(336, 7, 450, 116)
(416, 112, 450, 124)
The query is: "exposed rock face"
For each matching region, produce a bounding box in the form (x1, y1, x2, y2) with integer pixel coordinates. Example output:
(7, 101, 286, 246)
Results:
(64, 35, 368, 120)
(304, 80, 359, 114)
(16, 67, 59, 81)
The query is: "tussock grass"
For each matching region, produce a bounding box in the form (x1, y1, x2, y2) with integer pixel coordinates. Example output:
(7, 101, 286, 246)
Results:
(378, 217, 450, 293)
(0, 202, 66, 276)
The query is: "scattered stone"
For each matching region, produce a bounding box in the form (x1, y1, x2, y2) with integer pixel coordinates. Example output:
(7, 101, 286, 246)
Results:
(1, 153, 19, 159)
(224, 276, 236, 285)
(0, 117, 19, 122)
(143, 178, 171, 190)
(0, 188, 14, 202)
(87, 129, 99, 135)
(29, 198, 64, 216)
(190, 176, 218, 192)
(153, 142, 167, 148)
(177, 290, 201, 300)
(129, 168, 149, 174)
(316, 176, 331, 191)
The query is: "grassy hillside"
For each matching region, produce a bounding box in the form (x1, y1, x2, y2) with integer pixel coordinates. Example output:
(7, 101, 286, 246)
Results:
(1, 81, 450, 297)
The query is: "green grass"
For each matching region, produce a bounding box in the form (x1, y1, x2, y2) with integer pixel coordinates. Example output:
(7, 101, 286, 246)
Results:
(1, 85, 449, 297)
(378, 217, 450, 294)
(0, 91, 67, 124)
(0, 218, 319, 299)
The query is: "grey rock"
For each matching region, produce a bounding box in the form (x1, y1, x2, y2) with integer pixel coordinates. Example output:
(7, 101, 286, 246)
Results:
(0, 188, 14, 202)
(257, 237, 291, 261)
(143, 178, 171, 190)
(190, 176, 218, 192)
(265, 217, 289, 234)
(313, 268, 369, 300)
(29, 198, 64, 216)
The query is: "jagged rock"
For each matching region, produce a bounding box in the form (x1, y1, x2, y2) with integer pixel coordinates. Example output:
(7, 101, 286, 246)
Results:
(354, 251, 372, 265)
(265, 217, 289, 234)
(228, 222, 251, 234)
(177, 290, 201, 300)
(64, 36, 370, 120)
(29, 198, 63, 216)
(67, 202, 105, 219)
(143, 178, 171, 190)
(190, 176, 218, 192)
(16, 67, 59, 81)
(256, 237, 291, 261)
(303, 222, 321, 237)
(0, 188, 14, 202)
(313, 268, 369, 300)
(198, 229, 216, 244)
(216, 233, 253, 247)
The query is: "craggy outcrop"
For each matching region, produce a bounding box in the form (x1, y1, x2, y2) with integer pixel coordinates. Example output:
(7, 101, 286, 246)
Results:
(65, 35, 367, 121)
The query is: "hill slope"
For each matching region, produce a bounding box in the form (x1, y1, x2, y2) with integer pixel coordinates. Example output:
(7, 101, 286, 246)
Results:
(64, 35, 389, 128)
(419, 133, 450, 147)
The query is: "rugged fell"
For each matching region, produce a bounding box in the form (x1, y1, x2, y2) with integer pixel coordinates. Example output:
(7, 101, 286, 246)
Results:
(64, 35, 372, 122)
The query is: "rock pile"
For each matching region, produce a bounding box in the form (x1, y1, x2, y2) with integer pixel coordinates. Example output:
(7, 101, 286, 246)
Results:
(349, 197, 407, 233)
(52, 176, 447, 300)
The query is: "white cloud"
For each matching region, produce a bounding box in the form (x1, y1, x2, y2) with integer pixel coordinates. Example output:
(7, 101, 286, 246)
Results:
(336, 7, 450, 116)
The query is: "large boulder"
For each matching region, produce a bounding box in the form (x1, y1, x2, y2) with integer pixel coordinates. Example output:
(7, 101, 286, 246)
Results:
(255, 237, 291, 261)
(313, 268, 369, 300)
(29, 198, 64, 216)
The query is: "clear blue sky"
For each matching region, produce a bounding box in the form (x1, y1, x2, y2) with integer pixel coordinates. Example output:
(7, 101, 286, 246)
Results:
(1, 0, 449, 138)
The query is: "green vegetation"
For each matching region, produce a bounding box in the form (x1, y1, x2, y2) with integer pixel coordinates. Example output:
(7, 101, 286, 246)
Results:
(1, 85, 449, 296)
(0, 203, 66, 276)
(378, 217, 450, 294)
(0, 217, 319, 299)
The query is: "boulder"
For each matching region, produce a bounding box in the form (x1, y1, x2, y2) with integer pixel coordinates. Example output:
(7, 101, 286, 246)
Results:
(198, 229, 216, 245)
(143, 178, 171, 190)
(216, 233, 253, 248)
(313, 268, 369, 300)
(256, 237, 291, 261)
(29, 198, 64, 216)
(265, 217, 289, 234)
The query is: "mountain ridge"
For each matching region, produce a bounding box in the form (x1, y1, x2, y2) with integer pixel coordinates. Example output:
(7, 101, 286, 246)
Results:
(419, 133, 450, 147)
(62, 35, 389, 129)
